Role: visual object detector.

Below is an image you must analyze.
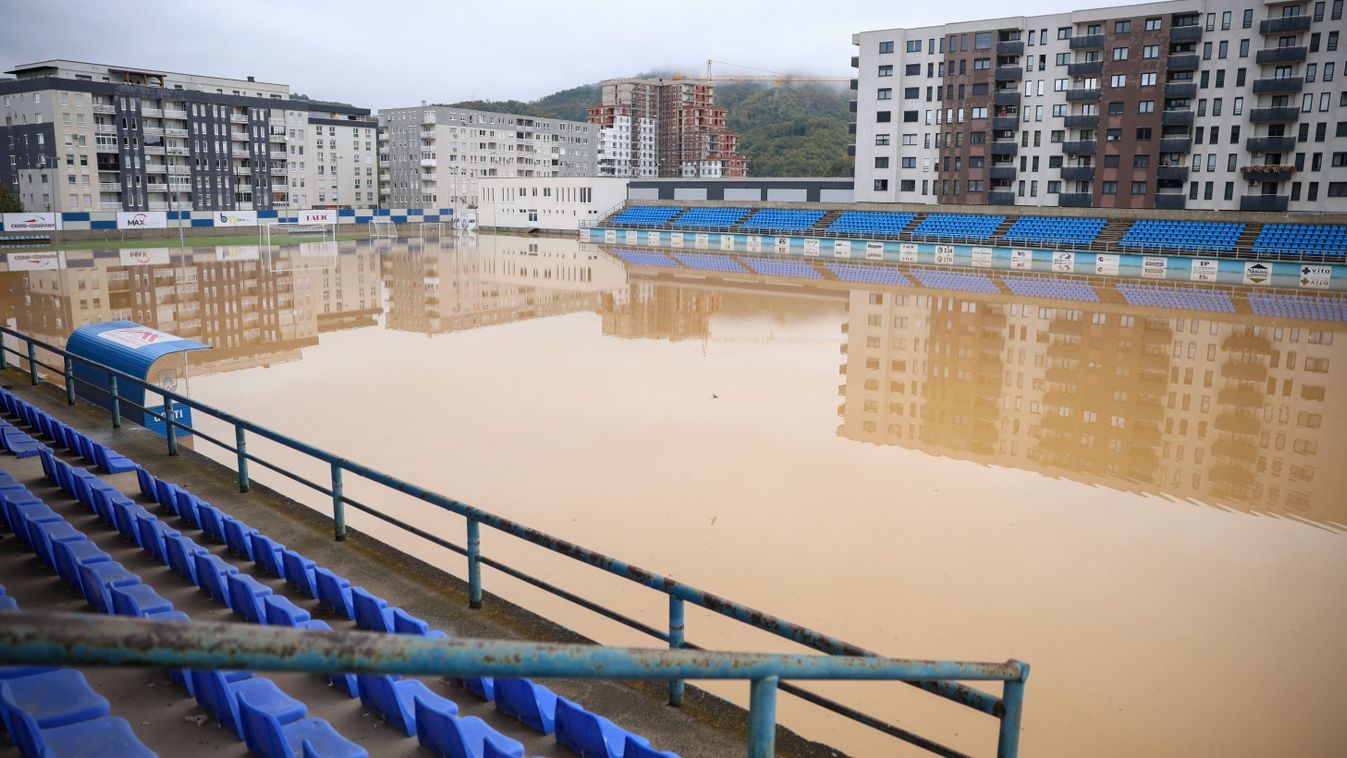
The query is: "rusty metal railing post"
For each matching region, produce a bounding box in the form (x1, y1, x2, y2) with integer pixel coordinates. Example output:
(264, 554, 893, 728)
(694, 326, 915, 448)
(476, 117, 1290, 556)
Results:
(108, 375, 121, 428)
(996, 661, 1029, 758)
(331, 463, 346, 541)
(0, 337, 7, 370)
(668, 595, 685, 706)
(63, 356, 75, 404)
(27, 341, 38, 385)
(163, 397, 178, 455)
(467, 518, 482, 609)
(235, 426, 249, 492)
(748, 675, 779, 758)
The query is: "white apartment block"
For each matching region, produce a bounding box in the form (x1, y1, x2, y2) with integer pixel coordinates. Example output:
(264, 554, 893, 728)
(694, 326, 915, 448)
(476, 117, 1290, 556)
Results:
(852, 0, 1347, 212)
(0, 59, 378, 213)
(476, 176, 630, 232)
(377, 105, 598, 212)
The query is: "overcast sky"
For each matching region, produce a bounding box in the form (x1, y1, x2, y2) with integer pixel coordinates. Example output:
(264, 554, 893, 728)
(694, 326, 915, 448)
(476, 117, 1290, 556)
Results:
(5, 0, 1089, 110)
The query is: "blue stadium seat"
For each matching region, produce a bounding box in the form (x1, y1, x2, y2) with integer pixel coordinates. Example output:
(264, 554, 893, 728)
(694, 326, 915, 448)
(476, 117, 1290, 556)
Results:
(669, 207, 750, 229)
(237, 692, 367, 758)
(493, 678, 559, 734)
(825, 211, 916, 236)
(281, 549, 318, 597)
(135, 467, 157, 500)
(77, 561, 141, 614)
(227, 572, 274, 624)
(608, 206, 684, 227)
(0, 669, 110, 732)
(193, 552, 240, 605)
(612, 250, 684, 269)
(624, 738, 682, 758)
(351, 587, 398, 633)
(250, 533, 286, 578)
(555, 697, 651, 758)
(390, 608, 447, 638)
(671, 254, 747, 273)
(196, 503, 227, 543)
(109, 584, 174, 618)
(737, 209, 826, 233)
(0, 694, 155, 758)
(191, 670, 306, 741)
(355, 674, 458, 737)
(1002, 216, 1106, 245)
(910, 213, 1005, 241)
(1120, 220, 1245, 253)
(1247, 292, 1347, 322)
(910, 269, 1000, 294)
(741, 257, 821, 279)
(222, 517, 258, 559)
(414, 695, 525, 758)
(1251, 223, 1347, 257)
(314, 568, 355, 619)
(1001, 275, 1100, 303)
(52, 538, 111, 589)
(164, 534, 207, 584)
(1115, 283, 1235, 313)
(827, 263, 911, 286)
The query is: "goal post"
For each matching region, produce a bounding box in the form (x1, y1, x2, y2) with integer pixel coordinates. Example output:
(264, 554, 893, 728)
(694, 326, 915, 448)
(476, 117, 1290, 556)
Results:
(419, 221, 445, 240)
(369, 219, 398, 240)
(260, 220, 337, 249)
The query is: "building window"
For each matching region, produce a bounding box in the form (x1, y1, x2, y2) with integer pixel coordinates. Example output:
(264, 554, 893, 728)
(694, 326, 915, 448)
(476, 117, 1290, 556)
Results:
(875, 157, 890, 168)
(1109, 74, 1126, 87)
(1145, 18, 1162, 31)
(878, 65, 892, 77)
(1112, 47, 1129, 61)
(878, 41, 894, 54)
(1139, 100, 1155, 113)
(1132, 181, 1148, 195)
(878, 88, 892, 100)
(875, 134, 891, 145)
(1102, 181, 1117, 195)
(1115, 20, 1131, 33)
(877, 111, 891, 122)
(874, 179, 889, 191)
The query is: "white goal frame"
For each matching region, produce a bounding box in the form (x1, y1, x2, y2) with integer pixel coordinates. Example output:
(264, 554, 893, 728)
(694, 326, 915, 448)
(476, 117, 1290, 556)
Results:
(259, 221, 337, 248)
(369, 219, 398, 240)
(419, 221, 446, 240)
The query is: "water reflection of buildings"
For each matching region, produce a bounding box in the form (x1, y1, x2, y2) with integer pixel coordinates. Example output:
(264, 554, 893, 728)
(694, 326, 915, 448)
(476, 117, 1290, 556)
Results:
(600, 282, 720, 342)
(837, 287, 1347, 527)
(381, 237, 627, 335)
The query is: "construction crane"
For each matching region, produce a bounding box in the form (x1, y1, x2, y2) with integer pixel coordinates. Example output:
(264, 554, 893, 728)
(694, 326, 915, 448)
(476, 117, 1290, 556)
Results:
(671, 59, 850, 86)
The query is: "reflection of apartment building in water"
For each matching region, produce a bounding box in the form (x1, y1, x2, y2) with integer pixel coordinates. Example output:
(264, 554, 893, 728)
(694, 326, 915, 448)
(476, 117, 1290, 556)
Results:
(836, 286, 1347, 525)
(0, 59, 377, 213)
(296, 246, 382, 332)
(380, 238, 624, 335)
(588, 80, 747, 178)
(851, 2, 1347, 211)
(377, 105, 598, 211)
(600, 282, 721, 342)
(6, 249, 319, 374)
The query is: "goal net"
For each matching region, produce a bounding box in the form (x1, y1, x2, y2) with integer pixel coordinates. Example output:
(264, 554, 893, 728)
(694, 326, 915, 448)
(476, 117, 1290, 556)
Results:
(419, 221, 446, 240)
(370, 219, 398, 240)
(260, 221, 336, 249)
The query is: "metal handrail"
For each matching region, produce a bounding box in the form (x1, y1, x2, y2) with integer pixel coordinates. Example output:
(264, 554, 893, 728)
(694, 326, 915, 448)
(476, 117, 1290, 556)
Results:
(0, 613, 1029, 758)
(0, 326, 1027, 758)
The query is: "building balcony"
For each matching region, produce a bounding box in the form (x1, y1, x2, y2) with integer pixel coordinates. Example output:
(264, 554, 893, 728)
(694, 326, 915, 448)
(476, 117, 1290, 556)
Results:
(992, 117, 1019, 130)
(989, 166, 1017, 180)
(419, 130, 436, 140)
(95, 141, 117, 153)
(1170, 25, 1203, 42)
(1059, 192, 1092, 207)
(997, 40, 1025, 56)
(995, 66, 1024, 81)
(1161, 110, 1194, 126)
(145, 183, 168, 193)
(94, 124, 117, 135)
(163, 109, 188, 120)
(1154, 193, 1186, 210)
(143, 145, 165, 156)
(1246, 136, 1296, 152)
(1256, 46, 1307, 64)
(990, 142, 1018, 156)
(164, 127, 188, 137)
(1064, 114, 1099, 128)
(1068, 60, 1104, 77)
(988, 191, 1016, 205)
(1164, 82, 1197, 98)
(1260, 15, 1311, 34)
(1061, 166, 1095, 180)
(145, 163, 167, 173)
(270, 149, 287, 160)
(100, 201, 123, 210)
(1156, 165, 1189, 181)
(1063, 140, 1097, 154)
(1249, 107, 1300, 123)
(422, 173, 437, 182)
(230, 113, 249, 124)
(167, 165, 191, 175)
(380, 186, 391, 194)
(142, 125, 163, 136)
(270, 167, 287, 176)
(1066, 88, 1101, 101)
(166, 146, 188, 156)
(92, 103, 115, 114)
(235, 166, 251, 176)
(420, 158, 437, 168)
(1239, 194, 1289, 212)
(1069, 34, 1104, 49)
(1241, 165, 1296, 181)
(98, 182, 121, 192)
(1159, 137, 1192, 153)
(141, 107, 163, 118)
(850, 55, 859, 68)
(231, 148, 250, 158)
(1167, 54, 1200, 70)
(994, 91, 1021, 106)
(1252, 77, 1303, 93)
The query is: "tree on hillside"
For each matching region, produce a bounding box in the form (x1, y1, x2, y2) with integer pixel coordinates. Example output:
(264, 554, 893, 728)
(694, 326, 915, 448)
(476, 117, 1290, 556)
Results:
(0, 185, 21, 213)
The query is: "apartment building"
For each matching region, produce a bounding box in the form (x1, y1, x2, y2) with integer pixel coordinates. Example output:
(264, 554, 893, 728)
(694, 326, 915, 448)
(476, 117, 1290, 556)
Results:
(836, 287, 1347, 524)
(377, 104, 597, 212)
(0, 59, 376, 214)
(588, 79, 747, 179)
(851, 1, 1347, 212)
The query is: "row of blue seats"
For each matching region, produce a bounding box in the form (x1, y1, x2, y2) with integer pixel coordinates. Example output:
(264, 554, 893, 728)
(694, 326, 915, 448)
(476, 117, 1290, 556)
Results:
(1120, 221, 1245, 253)
(1001, 275, 1101, 303)
(740, 257, 821, 279)
(825, 211, 917, 236)
(670, 208, 750, 229)
(1003, 216, 1106, 246)
(910, 214, 1006, 241)
(1251, 224, 1347, 256)
(0, 586, 156, 757)
(14, 439, 367, 758)
(1115, 284, 1235, 313)
(3, 388, 679, 758)
(612, 250, 682, 268)
(608, 207, 683, 227)
(737, 209, 826, 232)
(1247, 292, 1347, 322)
(910, 269, 1001, 294)
(672, 253, 747, 274)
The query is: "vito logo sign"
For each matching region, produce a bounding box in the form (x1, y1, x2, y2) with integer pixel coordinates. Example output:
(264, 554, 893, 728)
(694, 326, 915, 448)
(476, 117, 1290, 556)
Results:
(2, 212, 60, 231)
(116, 211, 168, 229)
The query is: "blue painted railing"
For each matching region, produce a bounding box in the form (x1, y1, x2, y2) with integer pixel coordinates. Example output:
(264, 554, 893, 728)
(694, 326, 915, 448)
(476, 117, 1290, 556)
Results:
(0, 326, 1029, 757)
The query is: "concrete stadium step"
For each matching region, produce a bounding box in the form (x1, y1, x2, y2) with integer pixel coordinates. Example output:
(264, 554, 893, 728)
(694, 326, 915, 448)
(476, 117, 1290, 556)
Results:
(1094, 218, 1132, 247)
(1234, 223, 1263, 254)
